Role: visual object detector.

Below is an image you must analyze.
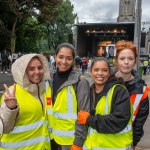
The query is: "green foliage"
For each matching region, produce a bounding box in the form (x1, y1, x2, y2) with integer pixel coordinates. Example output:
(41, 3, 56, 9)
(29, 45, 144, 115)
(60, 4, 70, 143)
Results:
(0, 0, 77, 53)
(0, 0, 62, 52)
(43, 0, 77, 51)
(16, 17, 44, 53)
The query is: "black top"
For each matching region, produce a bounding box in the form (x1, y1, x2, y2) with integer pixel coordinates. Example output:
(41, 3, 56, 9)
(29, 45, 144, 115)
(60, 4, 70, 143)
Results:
(53, 67, 72, 103)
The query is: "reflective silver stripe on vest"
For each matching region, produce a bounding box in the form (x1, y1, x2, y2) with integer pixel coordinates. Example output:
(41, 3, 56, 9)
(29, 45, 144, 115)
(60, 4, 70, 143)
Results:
(10, 120, 44, 133)
(0, 136, 50, 149)
(45, 80, 49, 92)
(133, 86, 146, 112)
(92, 146, 132, 150)
(48, 126, 52, 132)
(132, 86, 146, 121)
(47, 108, 52, 115)
(53, 86, 77, 120)
(53, 129, 74, 137)
(67, 86, 74, 112)
(83, 145, 89, 150)
(45, 120, 52, 132)
(83, 145, 132, 150)
(105, 89, 111, 115)
(53, 86, 77, 138)
(133, 94, 143, 112)
(89, 123, 131, 135)
(105, 87, 132, 133)
(120, 124, 132, 133)
(132, 116, 136, 121)
(0, 117, 3, 134)
(53, 112, 77, 119)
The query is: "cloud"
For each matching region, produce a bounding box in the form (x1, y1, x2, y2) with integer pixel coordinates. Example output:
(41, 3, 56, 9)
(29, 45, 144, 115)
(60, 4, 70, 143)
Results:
(71, 0, 119, 22)
(70, 0, 150, 30)
(142, 0, 150, 20)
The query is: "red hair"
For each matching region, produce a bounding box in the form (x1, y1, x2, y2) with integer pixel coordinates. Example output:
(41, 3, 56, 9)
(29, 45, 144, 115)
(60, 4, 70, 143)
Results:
(115, 40, 138, 60)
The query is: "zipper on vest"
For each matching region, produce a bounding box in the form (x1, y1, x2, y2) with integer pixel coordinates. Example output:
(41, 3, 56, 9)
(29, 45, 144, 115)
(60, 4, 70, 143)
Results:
(37, 84, 44, 114)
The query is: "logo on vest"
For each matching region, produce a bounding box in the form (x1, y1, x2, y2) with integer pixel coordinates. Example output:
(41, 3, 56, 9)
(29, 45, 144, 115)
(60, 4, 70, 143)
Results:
(47, 97, 52, 105)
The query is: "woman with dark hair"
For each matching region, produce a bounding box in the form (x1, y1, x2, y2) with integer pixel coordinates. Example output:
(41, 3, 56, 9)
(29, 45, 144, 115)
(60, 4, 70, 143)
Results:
(114, 40, 149, 150)
(78, 57, 132, 150)
(0, 54, 52, 149)
(51, 43, 90, 150)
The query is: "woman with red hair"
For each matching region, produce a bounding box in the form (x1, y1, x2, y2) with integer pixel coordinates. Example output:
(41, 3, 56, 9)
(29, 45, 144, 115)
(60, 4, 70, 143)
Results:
(114, 40, 149, 150)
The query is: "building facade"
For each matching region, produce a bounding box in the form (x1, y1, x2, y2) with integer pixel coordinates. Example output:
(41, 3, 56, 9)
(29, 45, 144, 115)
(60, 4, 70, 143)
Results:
(117, 0, 135, 22)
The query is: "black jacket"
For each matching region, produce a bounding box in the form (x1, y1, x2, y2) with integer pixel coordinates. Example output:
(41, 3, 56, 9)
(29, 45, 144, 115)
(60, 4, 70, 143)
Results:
(1, 50, 8, 62)
(125, 70, 149, 146)
(86, 75, 131, 134)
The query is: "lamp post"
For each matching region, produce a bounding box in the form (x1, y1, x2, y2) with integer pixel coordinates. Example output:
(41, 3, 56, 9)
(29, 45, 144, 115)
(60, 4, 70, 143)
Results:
(134, 0, 142, 70)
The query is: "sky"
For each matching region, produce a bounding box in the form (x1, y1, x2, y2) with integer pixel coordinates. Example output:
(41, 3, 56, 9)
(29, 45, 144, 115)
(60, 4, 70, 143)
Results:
(70, 0, 150, 31)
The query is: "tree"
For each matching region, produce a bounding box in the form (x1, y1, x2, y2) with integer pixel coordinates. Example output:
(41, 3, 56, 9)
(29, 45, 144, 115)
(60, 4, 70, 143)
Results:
(0, 0, 62, 52)
(16, 17, 44, 53)
(44, 0, 77, 51)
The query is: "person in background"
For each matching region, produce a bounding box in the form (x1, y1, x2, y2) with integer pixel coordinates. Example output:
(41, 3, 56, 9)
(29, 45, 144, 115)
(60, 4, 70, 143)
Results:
(75, 56, 81, 72)
(0, 54, 52, 150)
(0, 50, 8, 73)
(143, 60, 148, 75)
(78, 57, 132, 150)
(51, 43, 90, 150)
(114, 40, 149, 150)
(147, 62, 150, 74)
(81, 57, 88, 74)
(87, 58, 92, 73)
(6, 51, 12, 72)
(97, 47, 104, 57)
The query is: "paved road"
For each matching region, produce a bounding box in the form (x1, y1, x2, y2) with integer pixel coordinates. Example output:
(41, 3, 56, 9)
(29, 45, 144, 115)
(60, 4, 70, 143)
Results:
(0, 72, 150, 149)
(0, 73, 14, 96)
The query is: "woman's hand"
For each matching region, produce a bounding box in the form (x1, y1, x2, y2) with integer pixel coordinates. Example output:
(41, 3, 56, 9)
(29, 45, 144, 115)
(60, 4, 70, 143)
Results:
(3, 84, 18, 110)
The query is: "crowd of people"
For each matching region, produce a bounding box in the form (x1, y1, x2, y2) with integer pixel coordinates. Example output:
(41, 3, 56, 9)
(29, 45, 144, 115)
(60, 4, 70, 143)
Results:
(0, 40, 149, 150)
(0, 50, 24, 74)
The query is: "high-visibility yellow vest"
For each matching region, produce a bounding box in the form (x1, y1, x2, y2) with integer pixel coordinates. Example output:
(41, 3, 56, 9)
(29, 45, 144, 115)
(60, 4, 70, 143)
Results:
(0, 118, 3, 140)
(0, 83, 52, 150)
(45, 80, 53, 140)
(52, 85, 77, 145)
(83, 84, 133, 150)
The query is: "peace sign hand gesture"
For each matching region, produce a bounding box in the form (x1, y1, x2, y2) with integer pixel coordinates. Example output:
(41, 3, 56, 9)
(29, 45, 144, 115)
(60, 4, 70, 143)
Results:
(3, 84, 18, 110)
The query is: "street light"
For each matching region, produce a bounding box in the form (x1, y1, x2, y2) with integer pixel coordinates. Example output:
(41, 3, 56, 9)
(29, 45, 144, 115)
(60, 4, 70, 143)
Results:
(134, 0, 142, 70)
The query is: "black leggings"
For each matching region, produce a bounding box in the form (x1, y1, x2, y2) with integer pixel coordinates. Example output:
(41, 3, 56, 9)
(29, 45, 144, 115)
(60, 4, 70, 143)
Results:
(1, 61, 7, 72)
(51, 139, 62, 150)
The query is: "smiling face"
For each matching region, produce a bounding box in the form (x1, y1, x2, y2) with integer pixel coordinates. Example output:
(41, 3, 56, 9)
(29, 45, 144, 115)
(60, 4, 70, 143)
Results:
(91, 60, 111, 86)
(116, 48, 136, 74)
(55, 47, 74, 72)
(26, 57, 44, 84)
